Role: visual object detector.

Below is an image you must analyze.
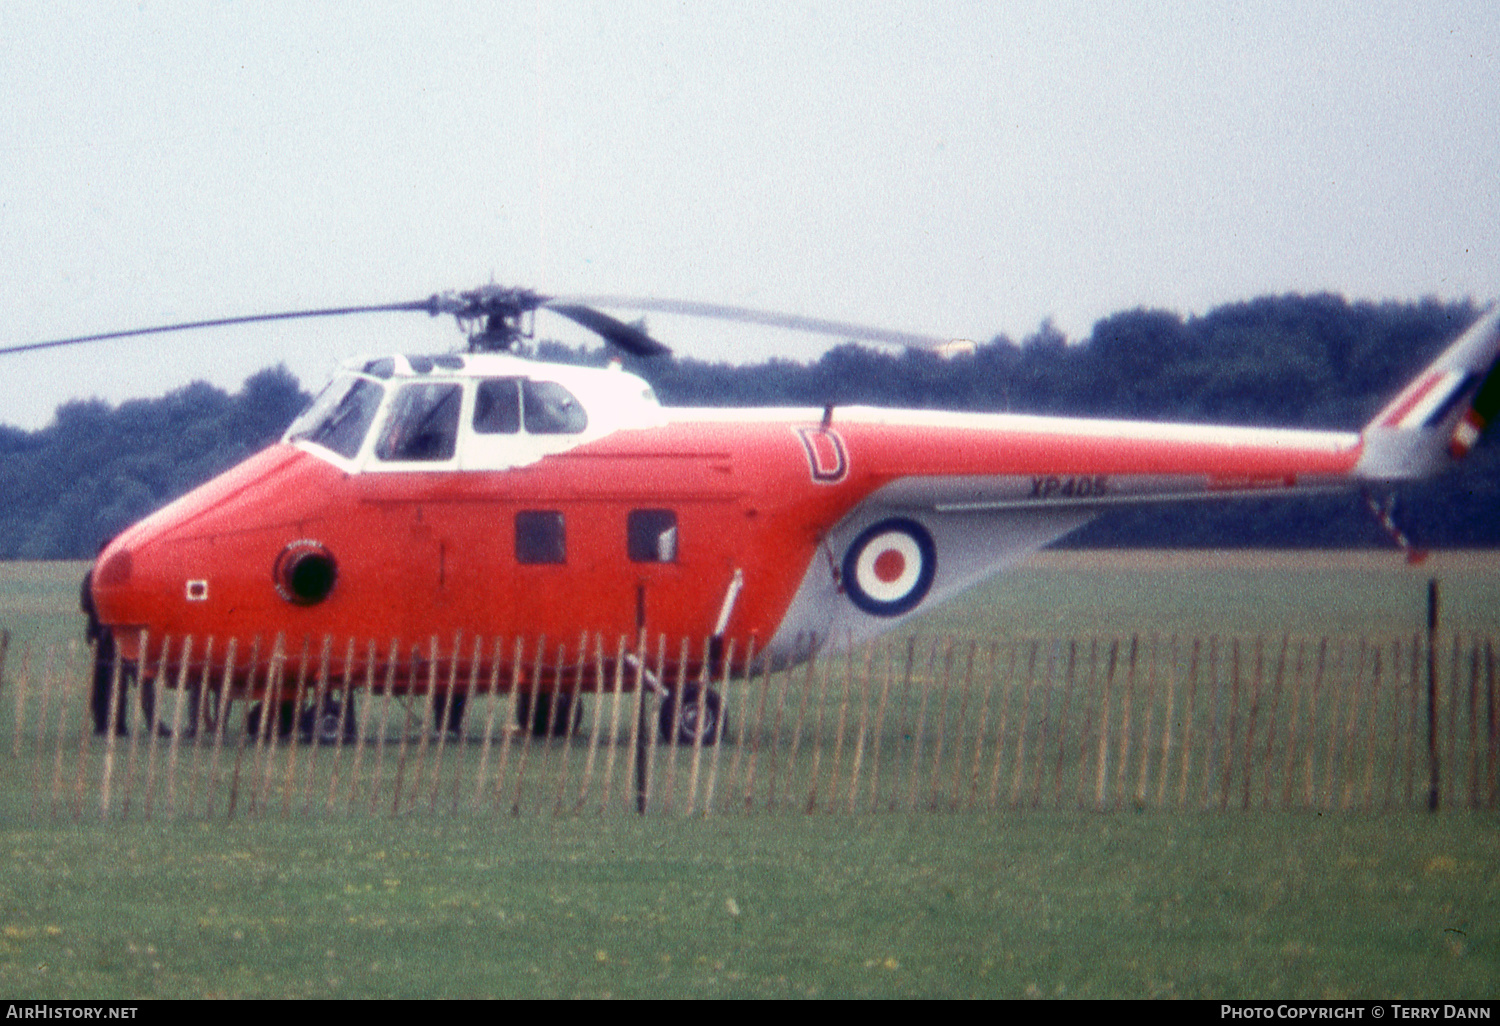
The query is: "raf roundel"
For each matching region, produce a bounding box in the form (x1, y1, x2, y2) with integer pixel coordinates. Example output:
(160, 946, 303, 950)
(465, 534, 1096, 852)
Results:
(841, 518, 937, 617)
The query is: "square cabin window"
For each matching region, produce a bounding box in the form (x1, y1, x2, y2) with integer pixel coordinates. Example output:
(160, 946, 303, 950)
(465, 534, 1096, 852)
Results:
(374, 381, 461, 462)
(628, 509, 678, 563)
(522, 380, 588, 434)
(473, 379, 521, 434)
(515, 511, 566, 564)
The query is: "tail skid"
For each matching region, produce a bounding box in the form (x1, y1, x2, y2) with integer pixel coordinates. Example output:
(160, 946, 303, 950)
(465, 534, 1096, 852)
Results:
(1356, 304, 1500, 480)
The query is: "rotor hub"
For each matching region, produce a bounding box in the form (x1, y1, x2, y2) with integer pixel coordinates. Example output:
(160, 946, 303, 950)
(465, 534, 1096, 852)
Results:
(422, 286, 547, 352)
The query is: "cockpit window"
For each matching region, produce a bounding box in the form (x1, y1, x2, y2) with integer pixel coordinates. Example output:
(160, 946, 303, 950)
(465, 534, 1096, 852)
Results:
(473, 379, 521, 434)
(522, 380, 588, 434)
(375, 381, 462, 462)
(286, 375, 385, 460)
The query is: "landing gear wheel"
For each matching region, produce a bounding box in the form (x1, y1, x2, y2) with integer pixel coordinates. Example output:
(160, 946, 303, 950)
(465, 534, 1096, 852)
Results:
(300, 694, 357, 745)
(658, 684, 725, 746)
(198, 688, 221, 735)
(245, 701, 295, 740)
(139, 677, 159, 734)
(515, 691, 577, 737)
(138, 679, 194, 737)
(434, 692, 467, 736)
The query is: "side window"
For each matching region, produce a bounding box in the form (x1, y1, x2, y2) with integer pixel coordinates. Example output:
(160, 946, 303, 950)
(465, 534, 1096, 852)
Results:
(473, 379, 521, 434)
(628, 509, 678, 563)
(516, 511, 566, 564)
(375, 382, 462, 462)
(522, 380, 588, 434)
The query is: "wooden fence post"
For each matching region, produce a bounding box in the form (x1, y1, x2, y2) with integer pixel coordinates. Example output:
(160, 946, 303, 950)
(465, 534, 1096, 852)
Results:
(946, 641, 978, 813)
(924, 637, 957, 813)
(845, 641, 874, 814)
(470, 638, 505, 813)
(486, 637, 520, 814)
(225, 636, 262, 820)
(325, 637, 357, 816)
(100, 640, 127, 818)
(804, 641, 834, 814)
(1116, 635, 1140, 811)
(1258, 635, 1288, 811)
(1094, 639, 1119, 811)
(1008, 640, 1038, 809)
(368, 639, 398, 815)
(205, 637, 238, 818)
(597, 636, 627, 814)
(1427, 579, 1440, 812)
(702, 638, 736, 815)
(826, 640, 856, 814)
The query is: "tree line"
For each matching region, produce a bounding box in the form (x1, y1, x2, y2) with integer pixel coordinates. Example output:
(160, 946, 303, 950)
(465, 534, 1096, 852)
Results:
(2, 292, 1495, 559)
(0, 367, 311, 559)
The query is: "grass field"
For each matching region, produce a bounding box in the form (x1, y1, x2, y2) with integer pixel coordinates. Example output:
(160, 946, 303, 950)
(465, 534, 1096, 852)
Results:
(0, 813, 1494, 999)
(0, 554, 1497, 999)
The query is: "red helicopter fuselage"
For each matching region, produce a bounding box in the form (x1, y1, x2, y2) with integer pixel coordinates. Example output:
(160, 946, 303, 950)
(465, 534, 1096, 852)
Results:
(87, 304, 1500, 698)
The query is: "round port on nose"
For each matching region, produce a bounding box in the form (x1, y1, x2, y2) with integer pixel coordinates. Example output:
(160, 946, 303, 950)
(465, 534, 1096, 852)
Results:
(274, 541, 338, 606)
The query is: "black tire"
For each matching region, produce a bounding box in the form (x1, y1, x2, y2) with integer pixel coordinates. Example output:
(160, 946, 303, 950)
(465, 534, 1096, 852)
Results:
(245, 701, 296, 740)
(515, 691, 576, 737)
(137, 678, 183, 737)
(658, 684, 725, 746)
(299, 694, 357, 745)
(139, 677, 158, 732)
(434, 691, 467, 736)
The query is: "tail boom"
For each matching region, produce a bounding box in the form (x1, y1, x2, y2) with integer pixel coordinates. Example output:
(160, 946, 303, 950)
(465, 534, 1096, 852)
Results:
(1357, 304, 1500, 480)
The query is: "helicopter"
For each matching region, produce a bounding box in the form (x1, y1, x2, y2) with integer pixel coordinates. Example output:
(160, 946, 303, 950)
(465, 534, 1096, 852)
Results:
(8, 285, 1500, 745)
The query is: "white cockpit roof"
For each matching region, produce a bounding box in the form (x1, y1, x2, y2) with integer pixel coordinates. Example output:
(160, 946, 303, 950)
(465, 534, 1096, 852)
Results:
(285, 351, 665, 472)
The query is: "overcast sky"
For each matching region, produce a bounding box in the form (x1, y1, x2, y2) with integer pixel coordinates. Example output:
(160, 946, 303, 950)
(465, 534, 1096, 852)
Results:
(2, 1, 1497, 429)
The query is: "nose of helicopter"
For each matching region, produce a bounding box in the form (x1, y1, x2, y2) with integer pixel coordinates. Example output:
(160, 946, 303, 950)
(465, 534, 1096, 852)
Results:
(87, 443, 333, 653)
(88, 525, 177, 661)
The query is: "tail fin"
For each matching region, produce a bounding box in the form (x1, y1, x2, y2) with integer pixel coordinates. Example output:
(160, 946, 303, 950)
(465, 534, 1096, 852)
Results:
(1356, 303, 1500, 480)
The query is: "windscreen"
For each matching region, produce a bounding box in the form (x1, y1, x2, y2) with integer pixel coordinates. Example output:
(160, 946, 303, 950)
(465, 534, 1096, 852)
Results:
(285, 375, 386, 460)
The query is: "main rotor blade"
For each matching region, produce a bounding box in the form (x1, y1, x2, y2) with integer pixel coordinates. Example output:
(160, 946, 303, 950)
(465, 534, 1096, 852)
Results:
(542, 303, 672, 357)
(0, 300, 436, 357)
(3, 286, 963, 360)
(558, 295, 956, 351)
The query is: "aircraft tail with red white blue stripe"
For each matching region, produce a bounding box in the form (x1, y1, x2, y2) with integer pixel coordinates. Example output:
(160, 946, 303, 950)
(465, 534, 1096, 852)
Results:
(1356, 304, 1500, 480)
